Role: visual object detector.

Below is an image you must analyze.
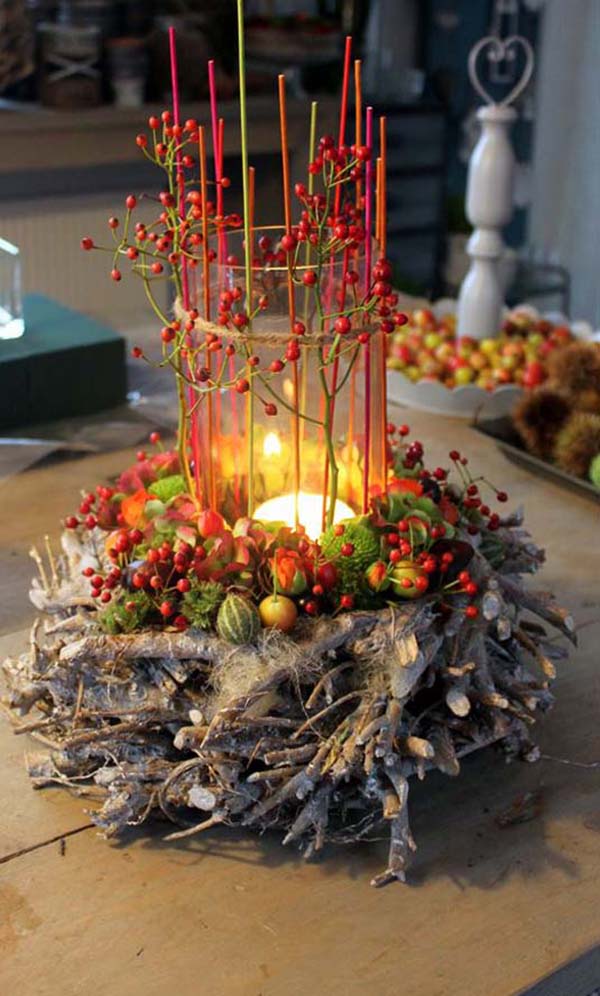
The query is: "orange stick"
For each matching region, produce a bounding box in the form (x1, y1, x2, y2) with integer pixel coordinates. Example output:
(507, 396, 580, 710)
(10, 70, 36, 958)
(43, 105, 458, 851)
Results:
(199, 125, 216, 510)
(379, 116, 387, 258)
(249, 166, 255, 243)
(278, 74, 300, 526)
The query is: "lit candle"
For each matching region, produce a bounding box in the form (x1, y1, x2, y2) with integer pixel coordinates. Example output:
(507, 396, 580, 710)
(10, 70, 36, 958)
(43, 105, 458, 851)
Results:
(254, 492, 354, 540)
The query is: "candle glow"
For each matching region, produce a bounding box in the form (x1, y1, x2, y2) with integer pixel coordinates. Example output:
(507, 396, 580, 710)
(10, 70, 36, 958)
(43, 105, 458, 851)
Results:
(254, 492, 354, 540)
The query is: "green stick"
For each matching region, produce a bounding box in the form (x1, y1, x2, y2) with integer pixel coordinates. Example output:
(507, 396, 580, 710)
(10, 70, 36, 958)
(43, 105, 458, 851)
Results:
(237, 0, 255, 517)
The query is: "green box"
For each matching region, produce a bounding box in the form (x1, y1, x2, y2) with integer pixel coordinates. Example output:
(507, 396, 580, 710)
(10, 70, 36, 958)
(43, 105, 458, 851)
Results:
(0, 294, 126, 429)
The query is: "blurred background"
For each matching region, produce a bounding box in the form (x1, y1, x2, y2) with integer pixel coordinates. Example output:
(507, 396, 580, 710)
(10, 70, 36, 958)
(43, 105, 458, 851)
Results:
(0, 0, 598, 335)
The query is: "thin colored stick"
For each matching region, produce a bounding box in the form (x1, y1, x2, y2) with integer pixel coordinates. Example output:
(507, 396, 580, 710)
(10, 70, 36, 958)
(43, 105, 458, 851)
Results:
(379, 116, 387, 258)
(348, 59, 362, 459)
(375, 157, 382, 244)
(236, 0, 255, 517)
(199, 125, 216, 510)
(354, 59, 362, 210)
(362, 106, 374, 513)
(207, 59, 224, 454)
(378, 115, 388, 484)
(334, 35, 352, 217)
(213, 113, 242, 515)
(300, 100, 318, 440)
(278, 73, 300, 527)
(168, 26, 202, 505)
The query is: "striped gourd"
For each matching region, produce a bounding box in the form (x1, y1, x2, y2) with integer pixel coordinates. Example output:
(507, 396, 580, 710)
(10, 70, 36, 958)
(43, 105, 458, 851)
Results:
(216, 593, 261, 645)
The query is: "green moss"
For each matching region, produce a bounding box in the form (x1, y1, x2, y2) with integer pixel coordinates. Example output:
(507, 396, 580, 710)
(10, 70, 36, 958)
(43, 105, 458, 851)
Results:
(180, 580, 225, 630)
(320, 518, 381, 594)
(148, 474, 187, 503)
(99, 590, 154, 634)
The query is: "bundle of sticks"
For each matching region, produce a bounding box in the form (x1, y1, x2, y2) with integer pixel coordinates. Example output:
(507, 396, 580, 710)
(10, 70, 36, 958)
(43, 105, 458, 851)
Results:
(2, 526, 574, 886)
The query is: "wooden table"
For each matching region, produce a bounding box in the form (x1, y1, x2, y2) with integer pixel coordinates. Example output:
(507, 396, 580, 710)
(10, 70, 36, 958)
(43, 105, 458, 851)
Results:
(1, 409, 599, 996)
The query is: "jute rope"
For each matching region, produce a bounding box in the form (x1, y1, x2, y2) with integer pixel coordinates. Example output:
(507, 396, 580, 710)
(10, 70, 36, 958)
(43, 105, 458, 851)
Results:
(174, 298, 367, 348)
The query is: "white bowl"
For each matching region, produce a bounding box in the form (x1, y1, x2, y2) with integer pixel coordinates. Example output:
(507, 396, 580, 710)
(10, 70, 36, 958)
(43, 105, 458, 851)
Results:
(385, 301, 597, 419)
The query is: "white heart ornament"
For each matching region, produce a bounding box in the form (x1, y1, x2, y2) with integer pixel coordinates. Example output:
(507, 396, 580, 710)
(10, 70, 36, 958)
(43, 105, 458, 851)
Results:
(468, 34, 534, 108)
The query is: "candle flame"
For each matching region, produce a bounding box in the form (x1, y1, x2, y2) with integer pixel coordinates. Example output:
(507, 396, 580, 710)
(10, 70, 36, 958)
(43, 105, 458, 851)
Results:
(263, 431, 282, 458)
(254, 491, 354, 540)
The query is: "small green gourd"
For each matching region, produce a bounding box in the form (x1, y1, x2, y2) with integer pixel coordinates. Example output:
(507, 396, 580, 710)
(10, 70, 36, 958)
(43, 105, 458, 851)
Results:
(216, 593, 261, 645)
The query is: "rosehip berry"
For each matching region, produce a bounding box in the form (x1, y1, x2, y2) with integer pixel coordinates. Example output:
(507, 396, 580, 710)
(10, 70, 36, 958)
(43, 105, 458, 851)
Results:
(340, 594, 354, 609)
(333, 524, 345, 536)
(496, 491, 508, 503)
(414, 576, 429, 593)
(159, 601, 173, 617)
(136, 134, 147, 148)
(334, 316, 351, 335)
(125, 195, 137, 210)
(281, 233, 297, 253)
(85, 514, 97, 529)
(449, 450, 460, 461)
(465, 605, 479, 619)
(148, 115, 160, 129)
(149, 431, 161, 445)
(302, 270, 317, 286)
(80, 237, 94, 251)
(312, 584, 324, 597)
(389, 549, 402, 564)
(131, 346, 143, 358)
(151, 262, 164, 275)
(269, 359, 284, 373)
(100, 591, 112, 603)
(340, 542, 355, 557)
(398, 424, 410, 436)
(65, 516, 79, 529)
(264, 403, 277, 416)
(174, 615, 188, 630)
(304, 600, 319, 616)
(393, 312, 409, 326)
(293, 321, 306, 336)
(235, 378, 250, 394)
(111, 269, 122, 282)
(176, 578, 191, 593)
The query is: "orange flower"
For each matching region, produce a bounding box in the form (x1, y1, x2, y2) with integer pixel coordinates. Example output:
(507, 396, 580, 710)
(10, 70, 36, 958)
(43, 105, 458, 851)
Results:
(121, 488, 149, 527)
(388, 477, 423, 497)
(439, 495, 459, 525)
(272, 548, 310, 596)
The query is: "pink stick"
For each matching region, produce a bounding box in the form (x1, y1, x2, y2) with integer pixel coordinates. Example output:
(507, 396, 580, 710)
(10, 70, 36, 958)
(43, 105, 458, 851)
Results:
(334, 36, 352, 217)
(362, 106, 374, 513)
(208, 61, 226, 265)
(168, 26, 202, 503)
(208, 63, 239, 506)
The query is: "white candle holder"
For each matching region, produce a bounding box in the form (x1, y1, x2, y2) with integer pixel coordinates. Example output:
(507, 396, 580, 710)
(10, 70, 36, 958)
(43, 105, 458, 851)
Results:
(456, 34, 534, 341)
